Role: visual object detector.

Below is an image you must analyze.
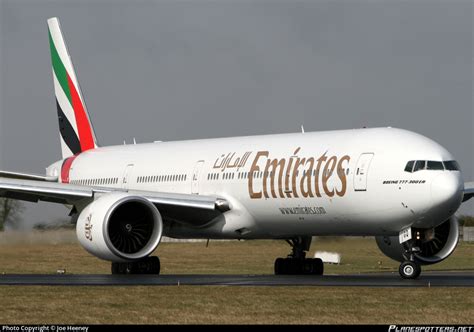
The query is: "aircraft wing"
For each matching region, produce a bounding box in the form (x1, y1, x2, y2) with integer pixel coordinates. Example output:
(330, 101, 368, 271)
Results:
(463, 182, 474, 202)
(0, 177, 230, 226)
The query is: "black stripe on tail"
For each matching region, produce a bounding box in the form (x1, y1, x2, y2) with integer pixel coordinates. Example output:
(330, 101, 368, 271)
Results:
(56, 99, 81, 155)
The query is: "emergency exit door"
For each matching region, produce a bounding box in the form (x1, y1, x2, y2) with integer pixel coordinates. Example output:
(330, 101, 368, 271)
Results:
(191, 160, 205, 194)
(354, 153, 374, 191)
(122, 164, 134, 190)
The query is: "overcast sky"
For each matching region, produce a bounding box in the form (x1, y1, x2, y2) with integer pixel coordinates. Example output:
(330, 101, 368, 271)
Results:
(0, 0, 472, 227)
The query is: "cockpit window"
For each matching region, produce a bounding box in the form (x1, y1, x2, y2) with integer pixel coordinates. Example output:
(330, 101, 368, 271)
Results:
(413, 160, 426, 172)
(427, 161, 444, 170)
(405, 159, 460, 172)
(404, 161, 414, 172)
(443, 160, 460, 171)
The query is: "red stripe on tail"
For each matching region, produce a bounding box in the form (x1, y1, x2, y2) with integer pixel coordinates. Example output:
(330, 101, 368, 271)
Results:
(67, 74, 95, 152)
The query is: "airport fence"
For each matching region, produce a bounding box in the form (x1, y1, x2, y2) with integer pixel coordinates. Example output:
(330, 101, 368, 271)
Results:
(461, 226, 474, 242)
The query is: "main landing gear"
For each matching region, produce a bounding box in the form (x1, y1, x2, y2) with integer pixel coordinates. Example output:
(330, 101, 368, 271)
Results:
(111, 256, 161, 275)
(399, 240, 421, 279)
(274, 236, 323, 275)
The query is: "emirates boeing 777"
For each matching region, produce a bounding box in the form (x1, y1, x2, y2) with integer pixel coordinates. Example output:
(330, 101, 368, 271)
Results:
(1, 18, 472, 279)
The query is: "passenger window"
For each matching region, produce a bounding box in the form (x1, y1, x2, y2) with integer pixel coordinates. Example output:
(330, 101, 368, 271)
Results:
(444, 160, 460, 171)
(413, 160, 426, 172)
(427, 161, 444, 170)
(404, 161, 415, 173)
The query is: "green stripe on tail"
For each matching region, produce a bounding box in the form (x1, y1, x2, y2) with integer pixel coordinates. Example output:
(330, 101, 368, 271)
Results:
(48, 30, 71, 104)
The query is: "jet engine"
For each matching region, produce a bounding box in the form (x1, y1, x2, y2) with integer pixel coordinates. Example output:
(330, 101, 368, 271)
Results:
(375, 216, 459, 265)
(76, 192, 163, 262)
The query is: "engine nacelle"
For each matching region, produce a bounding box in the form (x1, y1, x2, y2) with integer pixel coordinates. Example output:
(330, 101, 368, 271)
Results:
(76, 192, 163, 262)
(375, 216, 459, 265)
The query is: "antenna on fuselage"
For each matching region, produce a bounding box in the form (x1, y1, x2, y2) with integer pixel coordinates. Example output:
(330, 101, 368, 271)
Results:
(301, 125, 305, 134)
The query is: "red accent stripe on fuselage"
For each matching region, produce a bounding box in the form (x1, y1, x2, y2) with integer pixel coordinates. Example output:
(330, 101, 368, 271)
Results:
(61, 155, 77, 183)
(67, 74, 95, 152)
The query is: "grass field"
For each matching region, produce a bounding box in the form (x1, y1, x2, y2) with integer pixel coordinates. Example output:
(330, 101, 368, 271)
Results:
(0, 230, 473, 324)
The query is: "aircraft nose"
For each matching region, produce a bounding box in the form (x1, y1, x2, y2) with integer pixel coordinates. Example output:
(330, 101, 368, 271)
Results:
(431, 172, 463, 214)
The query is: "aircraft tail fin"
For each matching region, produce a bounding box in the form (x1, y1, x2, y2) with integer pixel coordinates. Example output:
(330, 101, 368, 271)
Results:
(47, 17, 98, 159)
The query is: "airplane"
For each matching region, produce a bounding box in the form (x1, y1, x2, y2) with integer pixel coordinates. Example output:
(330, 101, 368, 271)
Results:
(0, 17, 472, 279)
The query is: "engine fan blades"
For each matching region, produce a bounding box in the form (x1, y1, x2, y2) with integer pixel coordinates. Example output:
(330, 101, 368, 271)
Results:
(109, 218, 153, 254)
(418, 220, 450, 257)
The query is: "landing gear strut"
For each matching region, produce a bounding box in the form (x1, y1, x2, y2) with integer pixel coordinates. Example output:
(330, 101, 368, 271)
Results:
(399, 240, 421, 279)
(111, 256, 161, 275)
(274, 236, 323, 275)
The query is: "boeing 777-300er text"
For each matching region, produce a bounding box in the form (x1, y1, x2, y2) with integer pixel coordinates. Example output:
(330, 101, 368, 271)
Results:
(1, 18, 472, 279)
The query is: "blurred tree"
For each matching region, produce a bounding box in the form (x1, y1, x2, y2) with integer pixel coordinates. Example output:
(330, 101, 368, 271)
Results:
(0, 198, 25, 231)
(459, 215, 474, 227)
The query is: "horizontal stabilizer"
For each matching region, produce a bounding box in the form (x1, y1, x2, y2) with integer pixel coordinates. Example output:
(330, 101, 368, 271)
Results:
(0, 170, 58, 182)
(463, 182, 474, 202)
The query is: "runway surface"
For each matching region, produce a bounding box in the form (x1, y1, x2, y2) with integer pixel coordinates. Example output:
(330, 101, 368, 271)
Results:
(0, 271, 472, 287)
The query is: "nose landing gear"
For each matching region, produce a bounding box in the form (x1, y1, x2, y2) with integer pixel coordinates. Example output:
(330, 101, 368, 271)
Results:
(399, 240, 421, 279)
(399, 261, 421, 279)
(274, 236, 324, 275)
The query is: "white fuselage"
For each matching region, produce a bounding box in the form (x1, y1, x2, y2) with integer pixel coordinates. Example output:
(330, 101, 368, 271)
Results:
(49, 127, 464, 239)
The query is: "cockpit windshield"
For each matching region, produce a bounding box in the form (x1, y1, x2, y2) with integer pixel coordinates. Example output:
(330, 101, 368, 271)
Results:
(413, 160, 426, 172)
(427, 161, 444, 170)
(443, 160, 461, 171)
(404, 160, 460, 173)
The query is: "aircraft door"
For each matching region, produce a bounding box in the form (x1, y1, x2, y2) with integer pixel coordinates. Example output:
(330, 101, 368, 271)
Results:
(191, 160, 205, 194)
(122, 164, 134, 189)
(354, 153, 374, 191)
